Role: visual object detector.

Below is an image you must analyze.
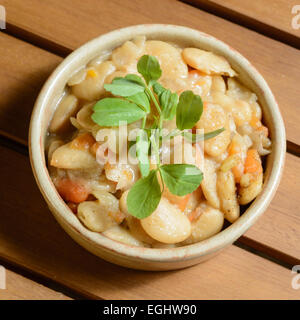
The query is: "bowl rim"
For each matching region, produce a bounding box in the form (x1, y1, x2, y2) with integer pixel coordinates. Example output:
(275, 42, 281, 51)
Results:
(29, 24, 286, 263)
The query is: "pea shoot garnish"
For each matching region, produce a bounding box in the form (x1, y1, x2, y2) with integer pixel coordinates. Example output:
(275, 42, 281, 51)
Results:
(92, 55, 223, 219)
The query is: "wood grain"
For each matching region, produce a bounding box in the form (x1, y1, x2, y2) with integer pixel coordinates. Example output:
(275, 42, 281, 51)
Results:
(0, 146, 298, 299)
(0, 269, 71, 300)
(1, 0, 300, 145)
(0, 33, 61, 144)
(184, 0, 300, 48)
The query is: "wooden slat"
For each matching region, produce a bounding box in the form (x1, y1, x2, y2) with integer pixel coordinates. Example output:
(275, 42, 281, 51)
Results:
(184, 0, 300, 48)
(243, 153, 300, 264)
(0, 26, 299, 265)
(0, 269, 71, 300)
(0, 33, 61, 144)
(2, 0, 300, 145)
(0, 146, 298, 299)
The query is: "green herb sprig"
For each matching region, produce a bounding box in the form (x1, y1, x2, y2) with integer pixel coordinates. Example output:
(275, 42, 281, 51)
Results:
(92, 55, 224, 219)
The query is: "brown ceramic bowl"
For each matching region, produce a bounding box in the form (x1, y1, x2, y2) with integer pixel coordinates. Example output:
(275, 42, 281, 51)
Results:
(29, 24, 285, 271)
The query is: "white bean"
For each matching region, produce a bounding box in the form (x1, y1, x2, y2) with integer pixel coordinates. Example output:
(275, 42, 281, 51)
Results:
(211, 75, 226, 93)
(91, 175, 117, 193)
(227, 78, 254, 101)
(196, 103, 231, 157)
(145, 40, 188, 80)
(50, 142, 97, 169)
(87, 51, 111, 68)
(47, 139, 64, 165)
(201, 158, 220, 209)
(102, 225, 148, 247)
(184, 187, 202, 215)
(105, 163, 140, 190)
(186, 72, 212, 98)
(119, 189, 129, 214)
(72, 61, 116, 100)
(227, 78, 262, 120)
(126, 215, 156, 245)
(182, 48, 236, 76)
(217, 170, 240, 223)
(67, 67, 87, 86)
(211, 92, 252, 126)
(93, 190, 125, 224)
(77, 201, 117, 232)
(76, 103, 96, 131)
(112, 40, 144, 73)
(182, 203, 224, 244)
(49, 94, 79, 133)
(141, 198, 191, 244)
(105, 71, 127, 84)
(132, 35, 146, 49)
(239, 172, 263, 205)
(92, 190, 119, 212)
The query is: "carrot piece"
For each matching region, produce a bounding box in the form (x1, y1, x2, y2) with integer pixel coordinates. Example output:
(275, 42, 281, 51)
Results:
(244, 149, 263, 174)
(250, 114, 261, 129)
(56, 178, 89, 203)
(86, 69, 98, 78)
(164, 188, 191, 212)
(231, 162, 244, 183)
(90, 142, 100, 156)
(227, 138, 244, 182)
(250, 114, 268, 137)
(70, 133, 96, 150)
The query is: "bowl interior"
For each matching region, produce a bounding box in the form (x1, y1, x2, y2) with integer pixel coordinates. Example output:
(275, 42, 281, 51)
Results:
(29, 24, 286, 263)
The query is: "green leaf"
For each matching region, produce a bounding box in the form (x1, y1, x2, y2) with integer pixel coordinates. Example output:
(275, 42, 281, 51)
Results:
(183, 128, 225, 143)
(104, 78, 144, 97)
(126, 92, 150, 113)
(124, 74, 145, 87)
(160, 90, 178, 120)
(176, 91, 203, 130)
(160, 164, 203, 196)
(127, 170, 162, 219)
(137, 55, 162, 84)
(152, 82, 178, 120)
(128, 140, 137, 159)
(136, 129, 150, 177)
(152, 82, 165, 96)
(149, 130, 160, 165)
(92, 98, 146, 126)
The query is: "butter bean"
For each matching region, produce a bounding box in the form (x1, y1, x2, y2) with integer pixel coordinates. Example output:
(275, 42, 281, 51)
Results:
(141, 198, 191, 244)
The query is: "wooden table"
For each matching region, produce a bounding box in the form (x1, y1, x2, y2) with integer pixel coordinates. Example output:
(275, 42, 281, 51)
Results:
(0, 0, 299, 300)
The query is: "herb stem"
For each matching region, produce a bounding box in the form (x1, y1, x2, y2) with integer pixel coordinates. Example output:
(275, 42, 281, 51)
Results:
(150, 132, 161, 168)
(159, 116, 163, 130)
(158, 168, 165, 193)
(141, 116, 147, 129)
(146, 86, 161, 115)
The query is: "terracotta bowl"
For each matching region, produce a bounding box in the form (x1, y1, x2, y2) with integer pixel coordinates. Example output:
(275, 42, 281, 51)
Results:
(29, 24, 285, 271)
